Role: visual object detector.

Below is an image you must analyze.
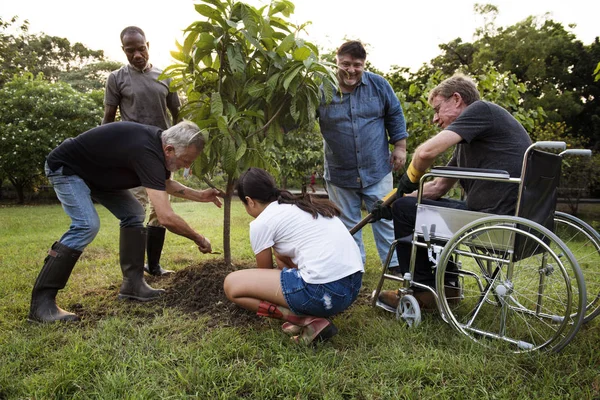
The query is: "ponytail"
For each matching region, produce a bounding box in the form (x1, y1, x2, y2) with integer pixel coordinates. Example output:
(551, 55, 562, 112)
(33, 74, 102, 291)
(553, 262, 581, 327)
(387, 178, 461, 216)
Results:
(237, 167, 340, 219)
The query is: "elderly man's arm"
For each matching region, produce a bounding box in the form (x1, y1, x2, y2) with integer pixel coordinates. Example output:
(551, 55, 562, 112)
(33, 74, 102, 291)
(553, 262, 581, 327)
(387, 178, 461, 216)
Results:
(411, 130, 462, 172)
(145, 188, 213, 253)
(165, 179, 222, 207)
(396, 129, 463, 197)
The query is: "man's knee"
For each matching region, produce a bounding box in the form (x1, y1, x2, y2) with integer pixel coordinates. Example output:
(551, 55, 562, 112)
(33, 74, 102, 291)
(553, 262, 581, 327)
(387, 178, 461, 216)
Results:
(392, 196, 418, 237)
(71, 218, 100, 248)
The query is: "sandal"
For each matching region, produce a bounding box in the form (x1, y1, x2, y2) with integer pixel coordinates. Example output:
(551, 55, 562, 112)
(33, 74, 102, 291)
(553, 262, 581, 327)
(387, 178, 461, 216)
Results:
(281, 322, 302, 335)
(291, 318, 338, 344)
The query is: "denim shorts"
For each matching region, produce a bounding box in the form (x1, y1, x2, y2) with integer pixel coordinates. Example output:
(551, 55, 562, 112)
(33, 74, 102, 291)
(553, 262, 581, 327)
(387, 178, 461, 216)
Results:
(280, 268, 363, 317)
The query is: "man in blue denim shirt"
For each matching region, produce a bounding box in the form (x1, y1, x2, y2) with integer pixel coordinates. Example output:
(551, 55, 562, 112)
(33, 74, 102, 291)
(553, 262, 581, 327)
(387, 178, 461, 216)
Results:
(318, 41, 408, 269)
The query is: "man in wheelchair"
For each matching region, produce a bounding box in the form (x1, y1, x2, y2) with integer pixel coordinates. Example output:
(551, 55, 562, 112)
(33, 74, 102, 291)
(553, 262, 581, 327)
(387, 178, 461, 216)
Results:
(372, 73, 532, 310)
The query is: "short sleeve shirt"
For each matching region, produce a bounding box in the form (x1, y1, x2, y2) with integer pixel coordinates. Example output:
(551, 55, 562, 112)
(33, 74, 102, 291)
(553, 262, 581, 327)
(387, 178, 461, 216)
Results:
(47, 122, 169, 191)
(104, 65, 180, 130)
(445, 101, 532, 214)
(249, 202, 364, 284)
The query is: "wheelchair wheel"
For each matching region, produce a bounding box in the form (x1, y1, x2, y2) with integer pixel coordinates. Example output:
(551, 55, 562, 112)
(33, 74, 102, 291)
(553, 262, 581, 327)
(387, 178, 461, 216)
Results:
(554, 212, 600, 323)
(436, 216, 586, 353)
(396, 295, 421, 328)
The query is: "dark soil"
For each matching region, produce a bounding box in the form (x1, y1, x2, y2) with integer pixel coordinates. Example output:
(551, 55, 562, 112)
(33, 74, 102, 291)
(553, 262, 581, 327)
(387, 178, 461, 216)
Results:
(156, 260, 268, 328)
(73, 260, 371, 328)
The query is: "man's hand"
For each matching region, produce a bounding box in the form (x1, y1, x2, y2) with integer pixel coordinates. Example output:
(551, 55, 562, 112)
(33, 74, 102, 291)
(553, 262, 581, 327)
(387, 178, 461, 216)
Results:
(397, 173, 420, 196)
(196, 236, 212, 254)
(391, 146, 406, 171)
(369, 200, 393, 222)
(202, 188, 223, 208)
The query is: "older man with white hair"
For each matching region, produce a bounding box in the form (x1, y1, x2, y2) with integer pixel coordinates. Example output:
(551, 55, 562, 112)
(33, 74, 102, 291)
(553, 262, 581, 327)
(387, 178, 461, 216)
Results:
(29, 120, 221, 323)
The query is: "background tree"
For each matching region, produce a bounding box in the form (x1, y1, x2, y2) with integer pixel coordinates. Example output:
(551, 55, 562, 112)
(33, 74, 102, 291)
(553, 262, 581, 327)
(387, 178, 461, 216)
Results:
(165, 0, 338, 265)
(0, 16, 116, 90)
(424, 5, 600, 150)
(270, 122, 323, 190)
(0, 73, 102, 203)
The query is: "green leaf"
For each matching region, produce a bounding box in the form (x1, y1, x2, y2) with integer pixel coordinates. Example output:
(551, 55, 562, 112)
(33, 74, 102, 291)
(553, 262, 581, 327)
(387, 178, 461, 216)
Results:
(235, 140, 247, 161)
(246, 83, 265, 98)
(210, 92, 223, 117)
(222, 137, 237, 174)
(293, 46, 311, 62)
(195, 4, 221, 20)
(226, 44, 245, 74)
(170, 50, 186, 62)
(283, 65, 303, 91)
(277, 34, 295, 56)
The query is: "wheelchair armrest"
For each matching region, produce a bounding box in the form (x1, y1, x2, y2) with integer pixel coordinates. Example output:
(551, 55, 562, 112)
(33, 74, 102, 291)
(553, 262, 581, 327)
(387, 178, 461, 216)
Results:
(429, 166, 511, 180)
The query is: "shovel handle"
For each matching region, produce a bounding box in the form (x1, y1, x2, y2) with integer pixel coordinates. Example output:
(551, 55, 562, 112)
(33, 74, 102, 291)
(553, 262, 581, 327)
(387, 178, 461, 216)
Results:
(349, 188, 397, 235)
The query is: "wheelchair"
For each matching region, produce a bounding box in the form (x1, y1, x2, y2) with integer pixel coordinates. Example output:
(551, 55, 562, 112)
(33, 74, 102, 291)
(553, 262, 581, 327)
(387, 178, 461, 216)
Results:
(371, 141, 597, 353)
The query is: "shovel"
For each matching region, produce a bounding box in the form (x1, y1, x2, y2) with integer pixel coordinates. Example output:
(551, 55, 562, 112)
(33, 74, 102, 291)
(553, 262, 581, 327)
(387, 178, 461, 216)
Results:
(349, 188, 397, 235)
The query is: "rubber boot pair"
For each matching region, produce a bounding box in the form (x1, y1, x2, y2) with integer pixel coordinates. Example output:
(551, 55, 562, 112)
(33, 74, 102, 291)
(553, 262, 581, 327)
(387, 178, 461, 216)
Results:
(118, 227, 165, 301)
(28, 241, 82, 323)
(28, 228, 163, 323)
(143, 226, 173, 276)
(256, 301, 338, 344)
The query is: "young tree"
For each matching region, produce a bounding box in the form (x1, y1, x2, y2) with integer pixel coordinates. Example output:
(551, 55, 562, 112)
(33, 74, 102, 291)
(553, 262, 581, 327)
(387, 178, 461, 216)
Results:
(164, 0, 338, 265)
(0, 73, 102, 203)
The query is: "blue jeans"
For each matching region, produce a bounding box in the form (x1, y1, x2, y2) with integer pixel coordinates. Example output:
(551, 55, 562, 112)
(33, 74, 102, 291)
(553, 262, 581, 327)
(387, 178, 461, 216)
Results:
(326, 172, 399, 267)
(280, 268, 363, 317)
(45, 162, 145, 251)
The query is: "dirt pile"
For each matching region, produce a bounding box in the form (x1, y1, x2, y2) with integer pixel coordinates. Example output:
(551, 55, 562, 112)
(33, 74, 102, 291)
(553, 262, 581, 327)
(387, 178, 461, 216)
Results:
(157, 260, 267, 327)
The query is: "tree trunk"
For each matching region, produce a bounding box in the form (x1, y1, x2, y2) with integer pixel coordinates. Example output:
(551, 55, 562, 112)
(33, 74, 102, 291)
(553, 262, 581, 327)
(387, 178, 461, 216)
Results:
(8, 178, 26, 204)
(223, 177, 235, 267)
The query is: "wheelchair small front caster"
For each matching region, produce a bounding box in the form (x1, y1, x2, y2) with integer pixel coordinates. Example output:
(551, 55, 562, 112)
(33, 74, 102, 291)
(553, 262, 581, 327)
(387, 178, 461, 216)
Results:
(396, 295, 421, 328)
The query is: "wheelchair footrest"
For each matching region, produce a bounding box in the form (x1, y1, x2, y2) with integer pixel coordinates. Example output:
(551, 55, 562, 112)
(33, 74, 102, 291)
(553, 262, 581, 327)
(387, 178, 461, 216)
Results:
(374, 299, 397, 313)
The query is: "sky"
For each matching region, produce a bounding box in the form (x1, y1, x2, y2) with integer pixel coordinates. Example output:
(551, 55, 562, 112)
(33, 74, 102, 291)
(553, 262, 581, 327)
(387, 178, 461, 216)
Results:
(3, 0, 599, 73)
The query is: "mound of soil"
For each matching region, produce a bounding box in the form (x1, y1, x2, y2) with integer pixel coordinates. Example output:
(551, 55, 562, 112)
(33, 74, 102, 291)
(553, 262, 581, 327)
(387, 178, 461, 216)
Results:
(74, 260, 371, 328)
(157, 260, 268, 328)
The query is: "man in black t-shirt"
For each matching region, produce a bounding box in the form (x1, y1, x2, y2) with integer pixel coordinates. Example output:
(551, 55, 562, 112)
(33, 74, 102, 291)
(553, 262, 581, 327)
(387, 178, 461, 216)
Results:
(373, 74, 532, 310)
(29, 121, 222, 323)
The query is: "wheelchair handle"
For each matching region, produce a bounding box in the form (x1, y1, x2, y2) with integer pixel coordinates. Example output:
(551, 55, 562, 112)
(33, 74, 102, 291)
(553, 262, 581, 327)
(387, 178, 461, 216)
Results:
(560, 149, 592, 157)
(533, 141, 566, 150)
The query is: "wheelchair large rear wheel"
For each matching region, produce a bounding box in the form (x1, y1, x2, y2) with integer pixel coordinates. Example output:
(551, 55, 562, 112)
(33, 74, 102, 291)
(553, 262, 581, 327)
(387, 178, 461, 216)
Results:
(436, 216, 585, 353)
(554, 212, 600, 323)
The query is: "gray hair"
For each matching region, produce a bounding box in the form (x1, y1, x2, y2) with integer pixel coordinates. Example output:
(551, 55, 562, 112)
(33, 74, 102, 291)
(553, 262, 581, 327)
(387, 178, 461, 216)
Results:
(428, 73, 481, 106)
(161, 120, 205, 155)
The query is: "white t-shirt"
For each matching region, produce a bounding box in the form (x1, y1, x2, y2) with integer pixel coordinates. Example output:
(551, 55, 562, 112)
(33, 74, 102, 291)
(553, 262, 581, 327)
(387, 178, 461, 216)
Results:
(249, 202, 364, 284)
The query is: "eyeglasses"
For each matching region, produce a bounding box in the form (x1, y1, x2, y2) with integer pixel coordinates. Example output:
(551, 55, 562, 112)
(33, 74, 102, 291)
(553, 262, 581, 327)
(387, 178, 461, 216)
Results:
(432, 97, 452, 115)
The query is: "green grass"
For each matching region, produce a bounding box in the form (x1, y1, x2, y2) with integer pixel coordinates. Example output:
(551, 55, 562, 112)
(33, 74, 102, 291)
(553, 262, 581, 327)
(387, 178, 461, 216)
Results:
(1, 201, 600, 399)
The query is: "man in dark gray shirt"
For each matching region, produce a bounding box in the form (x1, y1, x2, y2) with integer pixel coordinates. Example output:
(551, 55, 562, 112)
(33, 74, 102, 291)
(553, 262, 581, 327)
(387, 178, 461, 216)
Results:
(103, 26, 182, 277)
(374, 73, 532, 309)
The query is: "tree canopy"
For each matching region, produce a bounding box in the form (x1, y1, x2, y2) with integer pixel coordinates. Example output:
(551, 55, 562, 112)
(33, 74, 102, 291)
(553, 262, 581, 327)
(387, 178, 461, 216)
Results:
(0, 73, 102, 203)
(165, 0, 339, 264)
(0, 16, 118, 91)
(419, 5, 600, 150)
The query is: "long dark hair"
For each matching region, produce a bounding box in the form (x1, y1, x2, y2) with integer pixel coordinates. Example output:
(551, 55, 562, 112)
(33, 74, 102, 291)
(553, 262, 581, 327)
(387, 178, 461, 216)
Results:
(236, 167, 340, 219)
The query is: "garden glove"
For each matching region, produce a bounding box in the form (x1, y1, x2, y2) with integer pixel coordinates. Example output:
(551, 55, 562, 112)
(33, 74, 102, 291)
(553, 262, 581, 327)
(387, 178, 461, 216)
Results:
(369, 200, 393, 222)
(396, 162, 425, 196)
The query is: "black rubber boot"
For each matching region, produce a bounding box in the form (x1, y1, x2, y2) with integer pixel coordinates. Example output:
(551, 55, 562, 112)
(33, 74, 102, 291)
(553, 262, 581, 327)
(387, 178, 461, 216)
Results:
(144, 226, 173, 276)
(118, 227, 165, 301)
(28, 242, 82, 323)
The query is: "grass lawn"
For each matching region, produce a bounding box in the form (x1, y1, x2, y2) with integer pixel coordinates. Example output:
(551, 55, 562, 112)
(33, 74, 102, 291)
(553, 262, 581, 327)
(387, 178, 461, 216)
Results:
(0, 200, 599, 399)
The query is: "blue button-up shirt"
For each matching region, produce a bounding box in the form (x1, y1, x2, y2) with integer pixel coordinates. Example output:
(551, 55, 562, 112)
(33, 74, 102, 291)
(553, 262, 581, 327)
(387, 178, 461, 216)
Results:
(318, 71, 408, 189)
